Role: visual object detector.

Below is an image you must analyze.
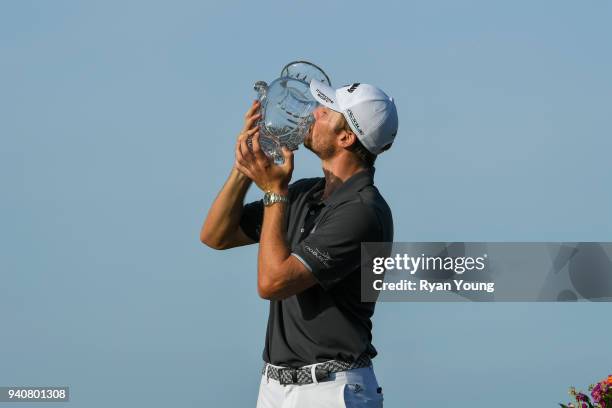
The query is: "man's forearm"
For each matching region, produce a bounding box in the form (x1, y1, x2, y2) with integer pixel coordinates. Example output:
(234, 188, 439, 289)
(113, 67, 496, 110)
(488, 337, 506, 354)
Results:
(257, 187, 303, 298)
(258, 199, 290, 275)
(257, 199, 316, 300)
(200, 167, 252, 248)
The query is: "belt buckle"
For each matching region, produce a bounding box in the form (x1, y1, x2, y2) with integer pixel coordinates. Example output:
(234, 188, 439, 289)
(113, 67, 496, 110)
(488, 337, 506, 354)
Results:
(314, 366, 330, 382)
(278, 367, 299, 385)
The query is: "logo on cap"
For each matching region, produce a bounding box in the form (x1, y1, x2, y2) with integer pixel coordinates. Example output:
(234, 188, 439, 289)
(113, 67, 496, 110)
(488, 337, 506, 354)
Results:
(347, 83, 360, 93)
(346, 109, 364, 135)
(315, 89, 334, 104)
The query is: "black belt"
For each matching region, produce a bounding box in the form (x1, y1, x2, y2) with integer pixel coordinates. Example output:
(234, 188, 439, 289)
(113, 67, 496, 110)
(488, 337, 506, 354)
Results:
(261, 354, 372, 386)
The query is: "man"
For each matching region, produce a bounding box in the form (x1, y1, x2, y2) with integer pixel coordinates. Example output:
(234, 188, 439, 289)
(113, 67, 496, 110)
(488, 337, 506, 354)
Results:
(200, 79, 398, 407)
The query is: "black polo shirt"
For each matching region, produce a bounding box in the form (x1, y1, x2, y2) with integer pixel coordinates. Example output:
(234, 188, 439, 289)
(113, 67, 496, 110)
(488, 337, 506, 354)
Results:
(240, 168, 393, 368)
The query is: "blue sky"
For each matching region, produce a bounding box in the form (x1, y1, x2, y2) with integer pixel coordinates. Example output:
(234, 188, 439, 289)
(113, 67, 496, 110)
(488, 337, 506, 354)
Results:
(1, 1, 611, 406)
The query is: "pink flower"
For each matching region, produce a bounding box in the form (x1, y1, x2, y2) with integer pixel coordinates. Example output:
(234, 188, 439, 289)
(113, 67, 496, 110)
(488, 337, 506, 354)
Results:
(592, 382, 603, 402)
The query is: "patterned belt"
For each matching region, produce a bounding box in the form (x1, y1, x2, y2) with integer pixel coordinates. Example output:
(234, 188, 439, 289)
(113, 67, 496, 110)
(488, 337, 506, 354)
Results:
(261, 354, 372, 386)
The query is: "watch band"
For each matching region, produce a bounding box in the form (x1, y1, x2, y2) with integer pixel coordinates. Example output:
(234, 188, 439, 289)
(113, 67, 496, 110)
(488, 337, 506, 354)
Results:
(263, 191, 289, 206)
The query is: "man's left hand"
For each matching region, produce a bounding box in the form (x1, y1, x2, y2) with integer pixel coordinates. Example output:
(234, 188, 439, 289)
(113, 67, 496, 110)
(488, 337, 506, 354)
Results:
(235, 133, 294, 194)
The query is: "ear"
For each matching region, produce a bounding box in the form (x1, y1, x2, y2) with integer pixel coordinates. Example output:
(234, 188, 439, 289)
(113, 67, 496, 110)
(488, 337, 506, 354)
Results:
(337, 129, 358, 149)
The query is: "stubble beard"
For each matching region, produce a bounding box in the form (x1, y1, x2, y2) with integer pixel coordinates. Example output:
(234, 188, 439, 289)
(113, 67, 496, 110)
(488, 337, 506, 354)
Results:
(303, 127, 336, 159)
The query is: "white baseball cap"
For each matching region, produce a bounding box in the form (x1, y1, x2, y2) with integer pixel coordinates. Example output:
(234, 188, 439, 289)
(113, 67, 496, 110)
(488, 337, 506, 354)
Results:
(309, 79, 398, 154)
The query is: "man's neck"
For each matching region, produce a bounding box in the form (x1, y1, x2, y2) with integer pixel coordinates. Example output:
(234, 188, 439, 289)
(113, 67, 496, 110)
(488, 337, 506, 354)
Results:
(320, 155, 367, 201)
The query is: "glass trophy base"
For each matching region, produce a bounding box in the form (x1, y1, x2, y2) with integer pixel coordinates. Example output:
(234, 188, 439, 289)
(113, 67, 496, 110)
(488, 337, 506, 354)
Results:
(247, 135, 286, 165)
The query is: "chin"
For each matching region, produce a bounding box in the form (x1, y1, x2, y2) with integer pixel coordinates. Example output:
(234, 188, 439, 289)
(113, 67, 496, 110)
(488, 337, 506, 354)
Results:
(303, 134, 313, 150)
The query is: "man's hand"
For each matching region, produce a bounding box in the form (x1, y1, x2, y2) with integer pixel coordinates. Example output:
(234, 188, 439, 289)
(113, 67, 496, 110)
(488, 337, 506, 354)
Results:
(235, 129, 294, 195)
(234, 100, 262, 174)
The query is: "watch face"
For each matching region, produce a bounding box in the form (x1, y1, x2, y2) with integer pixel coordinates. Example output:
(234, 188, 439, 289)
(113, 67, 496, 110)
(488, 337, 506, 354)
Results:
(263, 192, 287, 206)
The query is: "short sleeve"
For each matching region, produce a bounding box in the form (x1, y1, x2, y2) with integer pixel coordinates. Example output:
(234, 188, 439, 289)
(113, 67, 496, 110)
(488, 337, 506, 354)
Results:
(239, 178, 321, 243)
(292, 203, 382, 290)
(239, 199, 264, 242)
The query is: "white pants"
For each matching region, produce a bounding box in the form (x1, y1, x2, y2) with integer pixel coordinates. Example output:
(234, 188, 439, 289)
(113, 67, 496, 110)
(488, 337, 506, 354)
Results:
(256, 364, 384, 408)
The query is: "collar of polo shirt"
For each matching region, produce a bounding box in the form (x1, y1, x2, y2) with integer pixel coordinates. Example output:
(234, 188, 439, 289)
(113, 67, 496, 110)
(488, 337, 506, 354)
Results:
(317, 168, 375, 208)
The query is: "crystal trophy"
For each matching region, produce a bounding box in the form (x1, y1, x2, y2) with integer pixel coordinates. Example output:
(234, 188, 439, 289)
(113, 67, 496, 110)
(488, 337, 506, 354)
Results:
(249, 61, 331, 164)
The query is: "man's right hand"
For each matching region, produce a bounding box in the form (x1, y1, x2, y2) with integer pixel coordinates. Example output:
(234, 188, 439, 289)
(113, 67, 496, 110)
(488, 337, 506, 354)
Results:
(235, 100, 262, 175)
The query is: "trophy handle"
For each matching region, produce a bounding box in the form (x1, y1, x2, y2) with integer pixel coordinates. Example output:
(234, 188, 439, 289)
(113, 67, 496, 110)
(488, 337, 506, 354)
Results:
(253, 80, 268, 102)
(252, 80, 268, 137)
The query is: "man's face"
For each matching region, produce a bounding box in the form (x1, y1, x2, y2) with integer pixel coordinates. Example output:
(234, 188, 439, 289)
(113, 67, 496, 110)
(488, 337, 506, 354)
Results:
(303, 106, 346, 159)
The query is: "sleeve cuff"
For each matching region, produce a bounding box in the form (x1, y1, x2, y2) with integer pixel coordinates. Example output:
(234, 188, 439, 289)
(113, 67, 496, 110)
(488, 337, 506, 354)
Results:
(290, 253, 313, 273)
